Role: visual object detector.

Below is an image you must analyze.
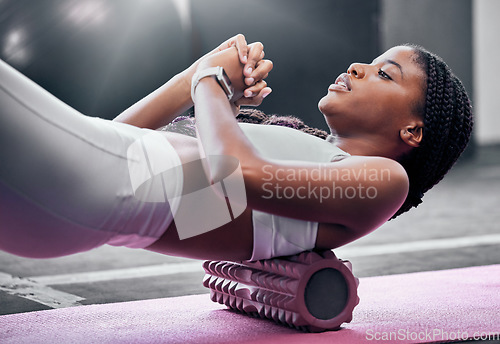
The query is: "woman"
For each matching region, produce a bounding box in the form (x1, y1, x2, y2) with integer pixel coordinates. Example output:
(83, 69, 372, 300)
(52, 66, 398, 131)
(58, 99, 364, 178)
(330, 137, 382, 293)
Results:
(0, 34, 472, 262)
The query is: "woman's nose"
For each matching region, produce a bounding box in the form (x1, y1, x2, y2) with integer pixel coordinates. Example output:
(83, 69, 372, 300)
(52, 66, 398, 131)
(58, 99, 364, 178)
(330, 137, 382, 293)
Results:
(347, 63, 365, 79)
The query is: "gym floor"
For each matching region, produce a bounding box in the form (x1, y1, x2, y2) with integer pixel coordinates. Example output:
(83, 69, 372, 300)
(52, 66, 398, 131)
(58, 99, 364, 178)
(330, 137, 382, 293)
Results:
(1, 144, 499, 318)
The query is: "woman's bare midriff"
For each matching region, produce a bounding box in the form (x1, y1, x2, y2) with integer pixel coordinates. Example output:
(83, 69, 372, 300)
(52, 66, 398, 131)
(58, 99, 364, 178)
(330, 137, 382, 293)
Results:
(145, 131, 352, 261)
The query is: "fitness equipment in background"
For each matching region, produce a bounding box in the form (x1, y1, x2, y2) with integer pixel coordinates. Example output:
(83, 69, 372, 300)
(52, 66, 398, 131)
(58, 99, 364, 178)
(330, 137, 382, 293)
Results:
(203, 250, 359, 332)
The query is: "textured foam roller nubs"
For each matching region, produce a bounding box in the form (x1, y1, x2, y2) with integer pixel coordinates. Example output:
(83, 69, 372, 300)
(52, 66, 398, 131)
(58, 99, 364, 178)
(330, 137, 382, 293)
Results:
(202, 250, 360, 332)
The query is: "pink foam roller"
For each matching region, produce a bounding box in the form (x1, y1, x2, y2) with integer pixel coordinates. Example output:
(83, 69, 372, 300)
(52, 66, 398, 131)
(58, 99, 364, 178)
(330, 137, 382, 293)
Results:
(202, 250, 360, 332)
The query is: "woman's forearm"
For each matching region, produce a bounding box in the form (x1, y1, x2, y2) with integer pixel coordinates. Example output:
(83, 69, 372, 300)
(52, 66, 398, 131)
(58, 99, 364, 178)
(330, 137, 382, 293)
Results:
(113, 69, 194, 129)
(192, 46, 272, 184)
(194, 76, 261, 183)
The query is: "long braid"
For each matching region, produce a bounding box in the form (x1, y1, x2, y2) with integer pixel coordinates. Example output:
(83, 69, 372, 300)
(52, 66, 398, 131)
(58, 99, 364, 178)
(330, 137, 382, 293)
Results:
(236, 108, 329, 139)
(161, 107, 329, 139)
(392, 45, 473, 218)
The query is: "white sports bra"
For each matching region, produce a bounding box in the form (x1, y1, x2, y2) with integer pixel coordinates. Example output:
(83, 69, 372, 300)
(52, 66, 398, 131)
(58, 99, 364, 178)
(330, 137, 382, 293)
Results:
(239, 122, 348, 163)
(238, 123, 350, 261)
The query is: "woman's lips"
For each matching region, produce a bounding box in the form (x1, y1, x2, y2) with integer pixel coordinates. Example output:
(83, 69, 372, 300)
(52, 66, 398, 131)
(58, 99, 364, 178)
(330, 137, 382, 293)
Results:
(329, 73, 352, 92)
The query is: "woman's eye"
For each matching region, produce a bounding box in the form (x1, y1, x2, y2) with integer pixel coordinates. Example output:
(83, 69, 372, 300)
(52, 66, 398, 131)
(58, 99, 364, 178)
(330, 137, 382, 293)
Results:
(378, 69, 392, 80)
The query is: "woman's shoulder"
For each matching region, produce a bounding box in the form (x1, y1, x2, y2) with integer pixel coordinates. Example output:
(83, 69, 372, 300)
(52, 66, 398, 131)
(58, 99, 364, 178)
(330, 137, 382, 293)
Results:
(332, 155, 409, 204)
(333, 155, 408, 182)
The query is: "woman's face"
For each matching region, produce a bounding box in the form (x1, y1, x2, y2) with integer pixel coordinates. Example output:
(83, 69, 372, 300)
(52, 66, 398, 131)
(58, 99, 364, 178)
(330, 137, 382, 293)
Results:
(318, 46, 426, 137)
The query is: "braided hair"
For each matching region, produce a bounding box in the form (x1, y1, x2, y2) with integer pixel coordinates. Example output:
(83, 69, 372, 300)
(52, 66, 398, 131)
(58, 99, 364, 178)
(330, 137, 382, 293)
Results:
(164, 46, 473, 219)
(235, 108, 329, 139)
(391, 45, 473, 218)
(162, 108, 329, 139)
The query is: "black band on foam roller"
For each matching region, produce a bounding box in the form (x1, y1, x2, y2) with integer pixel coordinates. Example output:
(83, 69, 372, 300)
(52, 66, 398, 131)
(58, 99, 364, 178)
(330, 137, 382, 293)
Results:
(202, 250, 359, 332)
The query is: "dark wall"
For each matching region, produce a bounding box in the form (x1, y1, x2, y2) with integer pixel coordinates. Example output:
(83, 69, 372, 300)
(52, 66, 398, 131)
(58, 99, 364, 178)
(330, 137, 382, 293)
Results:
(190, 0, 380, 130)
(0, 0, 379, 131)
(380, 0, 475, 156)
(380, 0, 473, 99)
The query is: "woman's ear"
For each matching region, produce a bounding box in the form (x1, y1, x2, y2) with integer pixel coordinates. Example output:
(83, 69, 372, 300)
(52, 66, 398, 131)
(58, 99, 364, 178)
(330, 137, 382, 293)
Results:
(400, 122, 424, 148)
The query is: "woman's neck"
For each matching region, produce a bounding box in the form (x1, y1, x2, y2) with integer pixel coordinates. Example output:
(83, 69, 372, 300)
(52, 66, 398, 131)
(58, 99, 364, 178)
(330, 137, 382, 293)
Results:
(333, 134, 401, 160)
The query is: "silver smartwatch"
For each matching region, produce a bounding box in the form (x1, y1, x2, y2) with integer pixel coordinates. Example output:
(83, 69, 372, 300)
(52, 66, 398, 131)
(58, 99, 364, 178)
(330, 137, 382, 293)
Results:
(191, 66, 234, 101)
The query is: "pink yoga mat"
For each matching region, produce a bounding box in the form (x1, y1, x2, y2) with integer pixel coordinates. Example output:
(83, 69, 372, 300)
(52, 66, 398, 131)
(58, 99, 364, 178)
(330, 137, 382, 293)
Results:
(1, 264, 499, 344)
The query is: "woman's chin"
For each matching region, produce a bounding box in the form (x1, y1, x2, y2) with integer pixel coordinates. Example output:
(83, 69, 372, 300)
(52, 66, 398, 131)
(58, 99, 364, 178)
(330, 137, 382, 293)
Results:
(318, 96, 329, 114)
(318, 96, 337, 117)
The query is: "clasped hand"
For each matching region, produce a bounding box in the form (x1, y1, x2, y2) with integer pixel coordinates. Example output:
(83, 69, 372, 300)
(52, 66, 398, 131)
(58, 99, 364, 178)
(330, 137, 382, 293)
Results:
(191, 34, 273, 108)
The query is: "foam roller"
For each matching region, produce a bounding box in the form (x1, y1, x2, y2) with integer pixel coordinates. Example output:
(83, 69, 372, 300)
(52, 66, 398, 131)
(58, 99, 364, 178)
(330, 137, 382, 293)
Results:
(202, 250, 359, 332)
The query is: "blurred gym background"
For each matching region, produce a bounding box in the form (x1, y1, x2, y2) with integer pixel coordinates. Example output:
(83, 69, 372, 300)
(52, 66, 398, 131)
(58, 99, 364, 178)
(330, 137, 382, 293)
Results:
(1, 0, 499, 317)
(1, 0, 486, 138)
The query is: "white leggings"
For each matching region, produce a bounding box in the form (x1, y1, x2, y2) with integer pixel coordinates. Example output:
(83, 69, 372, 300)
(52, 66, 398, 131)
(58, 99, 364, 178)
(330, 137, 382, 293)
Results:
(0, 60, 183, 258)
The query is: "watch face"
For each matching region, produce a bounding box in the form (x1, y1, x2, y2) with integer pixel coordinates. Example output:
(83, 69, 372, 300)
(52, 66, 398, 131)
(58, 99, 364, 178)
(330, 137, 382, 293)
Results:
(217, 68, 234, 100)
(220, 68, 232, 86)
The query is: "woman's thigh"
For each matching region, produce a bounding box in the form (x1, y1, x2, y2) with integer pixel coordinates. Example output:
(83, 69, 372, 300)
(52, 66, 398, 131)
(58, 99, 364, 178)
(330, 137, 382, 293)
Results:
(0, 60, 182, 257)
